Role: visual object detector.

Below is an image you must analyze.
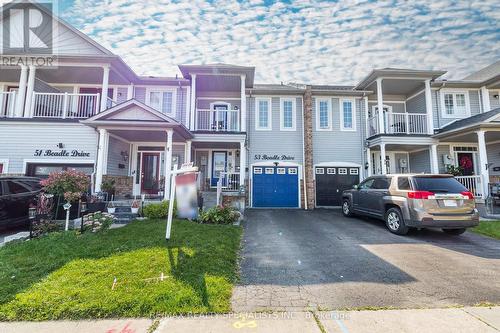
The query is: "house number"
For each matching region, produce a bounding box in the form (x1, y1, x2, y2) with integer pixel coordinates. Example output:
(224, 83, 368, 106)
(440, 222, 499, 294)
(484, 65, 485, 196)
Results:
(254, 154, 295, 161)
(34, 149, 90, 157)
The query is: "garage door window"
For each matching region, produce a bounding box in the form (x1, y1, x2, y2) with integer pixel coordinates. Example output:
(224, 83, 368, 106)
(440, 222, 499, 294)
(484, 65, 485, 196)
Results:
(277, 168, 286, 174)
(265, 168, 275, 174)
(316, 168, 324, 174)
(338, 168, 347, 174)
(254, 167, 262, 174)
(350, 168, 359, 175)
(327, 168, 335, 174)
(288, 168, 297, 175)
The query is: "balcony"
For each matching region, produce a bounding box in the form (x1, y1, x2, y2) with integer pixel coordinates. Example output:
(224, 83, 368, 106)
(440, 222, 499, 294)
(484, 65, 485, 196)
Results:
(368, 112, 428, 137)
(0, 91, 17, 118)
(31, 92, 100, 119)
(195, 108, 240, 132)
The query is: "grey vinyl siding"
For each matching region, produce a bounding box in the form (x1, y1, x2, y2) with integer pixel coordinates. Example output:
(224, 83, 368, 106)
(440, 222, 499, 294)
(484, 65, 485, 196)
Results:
(437, 145, 450, 173)
(406, 91, 426, 114)
(196, 98, 241, 110)
(487, 143, 500, 177)
(134, 87, 146, 103)
(176, 87, 187, 125)
(409, 149, 431, 173)
(312, 97, 364, 166)
(0, 122, 97, 174)
(160, 144, 185, 174)
(247, 96, 304, 165)
(116, 87, 128, 104)
(107, 137, 130, 176)
(435, 90, 482, 128)
(394, 153, 409, 173)
(490, 91, 500, 110)
(367, 102, 405, 113)
(432, 90, 440, 129)
(470, 91, 481, 116)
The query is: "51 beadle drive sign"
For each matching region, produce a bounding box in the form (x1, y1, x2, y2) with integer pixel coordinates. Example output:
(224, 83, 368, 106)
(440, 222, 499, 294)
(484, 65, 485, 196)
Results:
(34, 149, 90, 157)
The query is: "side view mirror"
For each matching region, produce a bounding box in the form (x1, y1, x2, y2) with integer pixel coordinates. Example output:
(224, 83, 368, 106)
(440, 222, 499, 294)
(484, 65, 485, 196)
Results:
(353, 184, 359, 190)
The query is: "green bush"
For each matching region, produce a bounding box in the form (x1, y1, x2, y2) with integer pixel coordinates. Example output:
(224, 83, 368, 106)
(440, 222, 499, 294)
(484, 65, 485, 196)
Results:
(199, 206, 239, 225)
(142, 200, 176, 219)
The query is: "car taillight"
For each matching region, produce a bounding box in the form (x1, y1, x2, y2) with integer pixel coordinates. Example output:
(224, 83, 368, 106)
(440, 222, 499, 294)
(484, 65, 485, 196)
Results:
(461, 191, 474, 200)
(408, 191, 434, 199)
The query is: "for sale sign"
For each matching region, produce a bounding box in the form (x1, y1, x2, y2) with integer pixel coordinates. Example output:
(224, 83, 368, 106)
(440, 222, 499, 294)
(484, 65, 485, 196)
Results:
(175, 172, 198, 220)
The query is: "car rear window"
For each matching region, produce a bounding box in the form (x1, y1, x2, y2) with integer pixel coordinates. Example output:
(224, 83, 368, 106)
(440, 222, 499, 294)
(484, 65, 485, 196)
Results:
(398, 177, 411, 190)
(412, 177, 467, 193)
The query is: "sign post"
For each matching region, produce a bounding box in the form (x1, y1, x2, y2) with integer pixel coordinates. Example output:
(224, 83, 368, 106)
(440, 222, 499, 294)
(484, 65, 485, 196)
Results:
(165, 163, 199, 240)
(63, 202, 72, 231)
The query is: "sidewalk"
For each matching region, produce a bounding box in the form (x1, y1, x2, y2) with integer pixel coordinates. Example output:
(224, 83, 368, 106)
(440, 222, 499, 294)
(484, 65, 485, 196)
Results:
(0, 306, 498, 333)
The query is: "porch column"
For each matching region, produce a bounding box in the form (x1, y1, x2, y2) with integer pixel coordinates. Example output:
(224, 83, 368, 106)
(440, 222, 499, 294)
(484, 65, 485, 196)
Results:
(477, 130, 489, 199)
(95, 128, 108, 193)
(189, 74, 196, 130)
(424, 79, 434, 134)
(164, 129, 174, 200)
(366, 147, 372, 177)
(23, 66, 36, 117)
(185, 140, 192, 163)
(127, 84, 134, 100)
(364, 96, 369, 136)
(100, 66, 110, 112)
(429, 144, 439, 174)
(240, 74, 247, 132)
(15, 65, 28, 117)
(239, 140, 246, 187)
(376, 78, 385, 134)
(380, 143, 387, 175)
(481, 86, 491, 112)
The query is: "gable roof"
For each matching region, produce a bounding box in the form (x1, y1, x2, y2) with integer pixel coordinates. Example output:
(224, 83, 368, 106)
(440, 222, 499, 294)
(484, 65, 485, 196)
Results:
(434, 107, 500, 136)
(463, 60, 500, 81)
(178, 63, 255, 87)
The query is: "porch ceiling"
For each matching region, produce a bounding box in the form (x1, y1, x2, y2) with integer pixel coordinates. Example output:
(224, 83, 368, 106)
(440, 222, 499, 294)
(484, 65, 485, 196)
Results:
(108, 129, 186, 143)
(367, 78, 424, 96)
(371, 143, 433, 152)
(193, 141, 240, 149)
(437, 129, 500, 143)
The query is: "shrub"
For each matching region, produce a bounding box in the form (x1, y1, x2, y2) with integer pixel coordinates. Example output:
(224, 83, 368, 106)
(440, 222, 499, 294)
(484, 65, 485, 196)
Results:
(40, 170, 90, 203)
(81, 211, 114, 233)
(142, 200, 176, 219)
(199, 205, 239, 225)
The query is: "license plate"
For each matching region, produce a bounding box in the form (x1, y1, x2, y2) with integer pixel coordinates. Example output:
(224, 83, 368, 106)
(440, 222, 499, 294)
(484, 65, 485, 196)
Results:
(443, 200, 458, 207)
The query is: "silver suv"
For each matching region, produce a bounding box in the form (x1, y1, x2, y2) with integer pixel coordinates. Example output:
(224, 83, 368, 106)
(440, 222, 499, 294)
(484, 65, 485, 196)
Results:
(342, 174, 480, 235)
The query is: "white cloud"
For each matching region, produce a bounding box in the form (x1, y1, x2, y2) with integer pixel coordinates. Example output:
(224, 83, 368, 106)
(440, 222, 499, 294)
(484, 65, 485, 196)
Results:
(63, 0, 500, 85)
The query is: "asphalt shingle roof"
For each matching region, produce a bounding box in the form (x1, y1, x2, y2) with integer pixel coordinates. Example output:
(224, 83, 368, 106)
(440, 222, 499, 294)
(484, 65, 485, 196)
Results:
(438, 107, 500, 134)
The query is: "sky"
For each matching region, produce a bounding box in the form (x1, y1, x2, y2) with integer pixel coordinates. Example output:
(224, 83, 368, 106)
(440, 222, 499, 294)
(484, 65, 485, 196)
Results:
(57, 0, 500, 85)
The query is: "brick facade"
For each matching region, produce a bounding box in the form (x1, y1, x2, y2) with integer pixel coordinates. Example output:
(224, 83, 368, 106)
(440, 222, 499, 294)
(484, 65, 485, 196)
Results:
(303, 85, 315, 209)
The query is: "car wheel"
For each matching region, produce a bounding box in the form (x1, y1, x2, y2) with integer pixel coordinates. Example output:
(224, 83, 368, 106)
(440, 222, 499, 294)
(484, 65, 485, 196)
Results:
(385, 207, 408, 235)
(342, 199, 354, 217)
(443, 228, 466, 235)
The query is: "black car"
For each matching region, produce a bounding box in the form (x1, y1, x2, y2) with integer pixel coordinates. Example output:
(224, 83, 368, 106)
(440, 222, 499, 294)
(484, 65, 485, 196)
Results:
(0, 177, 41, 230)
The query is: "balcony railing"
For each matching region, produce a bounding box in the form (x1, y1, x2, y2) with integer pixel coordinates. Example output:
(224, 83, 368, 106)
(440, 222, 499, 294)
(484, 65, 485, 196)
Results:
(0, 91, 17, 118)
(31, 92, 100, 119)
(368, 112, 427, 136)
(455, 175, 483, 198)
(195, 109, 239, 132)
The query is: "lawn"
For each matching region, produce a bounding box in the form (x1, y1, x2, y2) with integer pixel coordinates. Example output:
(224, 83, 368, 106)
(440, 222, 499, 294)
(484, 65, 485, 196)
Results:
(0, 219, 242, 320)
(472, 220, 500, 240)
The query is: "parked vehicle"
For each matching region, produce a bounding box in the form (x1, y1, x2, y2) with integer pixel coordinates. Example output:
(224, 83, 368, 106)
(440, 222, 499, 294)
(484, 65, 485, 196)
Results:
(0, 177, 41, 230)
(342, 174, 480, 235)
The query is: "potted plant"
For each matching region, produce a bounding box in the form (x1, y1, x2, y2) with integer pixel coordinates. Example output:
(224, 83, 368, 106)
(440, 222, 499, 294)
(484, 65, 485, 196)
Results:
(131, 200, 140, 214)
(107, 201, 116, 214)
(101, 179, 116, 199)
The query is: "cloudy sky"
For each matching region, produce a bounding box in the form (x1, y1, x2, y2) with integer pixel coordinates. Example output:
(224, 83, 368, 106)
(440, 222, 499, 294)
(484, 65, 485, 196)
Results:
(59, 0, 500, 85)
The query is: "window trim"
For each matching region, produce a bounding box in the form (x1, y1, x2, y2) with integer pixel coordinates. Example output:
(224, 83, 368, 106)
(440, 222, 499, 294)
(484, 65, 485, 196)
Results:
(340, 98, 356, 131)
(145, 87, 177, 115)
(439, 90, 471, 119)
(280, 97, 297, 131)
(255, 97, 272, 131)
(315, 98, 332, 131)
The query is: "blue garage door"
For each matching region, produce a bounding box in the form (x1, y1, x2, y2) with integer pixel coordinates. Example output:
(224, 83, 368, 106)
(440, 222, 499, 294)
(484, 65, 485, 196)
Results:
(252, 166, 299, 208)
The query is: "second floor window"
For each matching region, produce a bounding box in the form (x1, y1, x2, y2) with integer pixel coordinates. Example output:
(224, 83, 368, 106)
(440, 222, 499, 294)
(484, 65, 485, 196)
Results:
(280, 98, 296, 131)
(147, 90, 175, 115)
(316, 98, 331, 130)
(442, 92, 468, 117)
(256, 98, 271, 130)
(340, 99, 355, 131)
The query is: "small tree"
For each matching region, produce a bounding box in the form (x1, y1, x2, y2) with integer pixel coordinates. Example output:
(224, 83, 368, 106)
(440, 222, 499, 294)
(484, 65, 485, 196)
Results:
(40, 170, 90, 203)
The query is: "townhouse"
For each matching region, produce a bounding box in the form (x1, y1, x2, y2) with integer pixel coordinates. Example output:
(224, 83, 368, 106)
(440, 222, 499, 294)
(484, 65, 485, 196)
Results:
(1, 5, 499, 209)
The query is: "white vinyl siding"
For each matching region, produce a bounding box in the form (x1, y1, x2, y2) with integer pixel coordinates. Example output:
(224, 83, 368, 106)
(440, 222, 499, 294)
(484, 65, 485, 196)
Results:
(316, 98, 332, 131)
(146, 88, 176, 115)
(440, 91, 470, 118)
(340, 98, 356, 131)
(255, 98, 272, 130)
(280, 98, 296, 131)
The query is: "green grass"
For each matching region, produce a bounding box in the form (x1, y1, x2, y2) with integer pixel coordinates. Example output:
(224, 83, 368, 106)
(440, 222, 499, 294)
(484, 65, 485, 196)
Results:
(472, 220, 500, 240)
(0, 219, 242, 320)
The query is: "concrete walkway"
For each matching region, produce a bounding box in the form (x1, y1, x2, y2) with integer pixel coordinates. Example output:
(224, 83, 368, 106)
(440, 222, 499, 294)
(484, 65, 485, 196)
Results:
(1, 307, 498, 333)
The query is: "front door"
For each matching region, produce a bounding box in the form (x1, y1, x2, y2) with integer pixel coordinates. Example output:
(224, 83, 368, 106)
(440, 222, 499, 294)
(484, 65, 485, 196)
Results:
(457, 152, 475, 176)
(211, 151, 227, 187)
(141, 153, 160, 194)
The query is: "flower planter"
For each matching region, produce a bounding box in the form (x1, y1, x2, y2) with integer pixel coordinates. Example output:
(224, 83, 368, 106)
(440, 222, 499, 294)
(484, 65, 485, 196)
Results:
(131, 207, 139, 214)
(107, 207, 116, 214)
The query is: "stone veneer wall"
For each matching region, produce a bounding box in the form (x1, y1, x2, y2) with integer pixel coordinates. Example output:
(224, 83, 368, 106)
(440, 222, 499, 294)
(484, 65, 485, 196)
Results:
(102, 175, 133, 198)
(303, 85, 315, 209)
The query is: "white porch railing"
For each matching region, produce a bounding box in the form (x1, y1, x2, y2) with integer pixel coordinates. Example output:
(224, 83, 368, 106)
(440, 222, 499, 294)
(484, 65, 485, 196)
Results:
(220, 172, 240, 192)
(0, 91, 17, 117)
(195, 109, 240, 131)
(31, 92, 100, 119)
(455, 175, 483, 198)
(368, 112, 427, 136)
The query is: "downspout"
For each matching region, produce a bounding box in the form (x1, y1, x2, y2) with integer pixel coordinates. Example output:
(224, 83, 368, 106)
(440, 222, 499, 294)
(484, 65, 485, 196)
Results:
(435, 81, 447, 129)
(361, 92, 367, 180)
(302, 88, 308, 210)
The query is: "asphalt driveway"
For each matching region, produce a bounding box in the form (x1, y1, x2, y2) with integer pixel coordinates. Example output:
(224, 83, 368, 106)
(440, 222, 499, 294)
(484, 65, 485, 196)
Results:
(232, 209, 500, 312)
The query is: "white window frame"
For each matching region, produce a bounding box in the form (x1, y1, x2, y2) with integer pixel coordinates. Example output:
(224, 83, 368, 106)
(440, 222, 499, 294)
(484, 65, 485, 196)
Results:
(315, 167, 324, 174)
(340, 98, 356, 131)
(0, 159, 9, 174)
(254, 167, 262, 174)
(145, 87, 177, 115)
(280, 97, 297, 131)
(439, 90, 471, 119)
(315, 98, 332, 131)
(255, 97, 272, 131)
